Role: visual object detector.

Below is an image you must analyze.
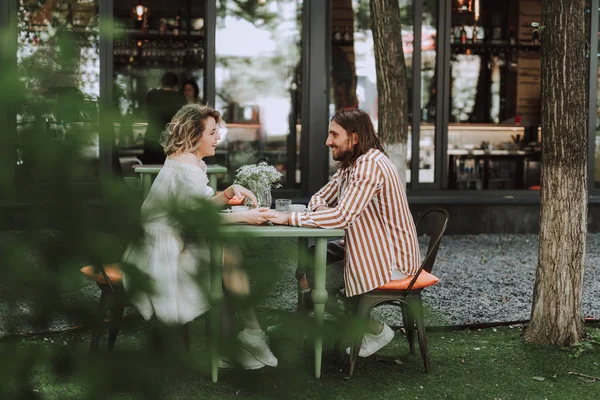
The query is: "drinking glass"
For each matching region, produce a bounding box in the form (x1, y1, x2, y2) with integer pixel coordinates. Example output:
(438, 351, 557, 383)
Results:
(275, 199, 292, 213)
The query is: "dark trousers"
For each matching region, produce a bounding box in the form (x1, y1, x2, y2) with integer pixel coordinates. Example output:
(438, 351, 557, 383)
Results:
(304, 240, 346, 294)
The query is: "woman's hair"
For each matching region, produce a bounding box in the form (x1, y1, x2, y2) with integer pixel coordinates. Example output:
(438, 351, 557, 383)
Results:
(161, 104, 221, 155)
(331, 108, 385, 168)
(182, 79, 200, 101)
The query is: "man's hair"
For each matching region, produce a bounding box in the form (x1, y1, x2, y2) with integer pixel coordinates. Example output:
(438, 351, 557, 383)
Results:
(331, 108, 385, 169)
(161, 72, 179, 88)
(161, 104, 221, 155)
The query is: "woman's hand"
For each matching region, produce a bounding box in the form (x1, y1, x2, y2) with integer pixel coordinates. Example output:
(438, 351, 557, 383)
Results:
(226, 184, 258, 208)
(265, 211, 290, 225)
(240, 208, 277, 225)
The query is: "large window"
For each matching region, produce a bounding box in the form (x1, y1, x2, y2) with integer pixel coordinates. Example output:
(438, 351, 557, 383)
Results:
(328, 0, 438, 186)
(447, 0, 542, 190)
(16, 0, 100, 182)
(329, 0, 413, 180)
(112, 0, 207, 176)
(214, 0, 303, 190)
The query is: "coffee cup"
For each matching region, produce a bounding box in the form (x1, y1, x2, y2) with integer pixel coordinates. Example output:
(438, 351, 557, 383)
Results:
(289, 204, 307, 213)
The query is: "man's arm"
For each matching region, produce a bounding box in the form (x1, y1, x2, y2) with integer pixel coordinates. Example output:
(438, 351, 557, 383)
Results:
(290, 158, 383, 229)
(307, 169, 341, 211)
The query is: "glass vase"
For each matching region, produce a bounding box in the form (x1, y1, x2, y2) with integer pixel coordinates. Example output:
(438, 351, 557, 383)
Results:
(246, 181, 272, 208)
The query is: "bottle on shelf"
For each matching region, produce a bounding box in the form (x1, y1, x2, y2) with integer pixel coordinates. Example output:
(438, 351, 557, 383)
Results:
(343, 25, 352, 42)
(333, 25, 342, 41)
(532, 29, 540, 45)
(141, 13, 149, 34)
(491, 14, 502, 43)
(472, 25, 479, 44)
(173, 15, 181, 36)
(66, 3, 74, 29)
(508, 28, 516, 45)
(459, 25, 467, 44)
(453, 26, 462, 44)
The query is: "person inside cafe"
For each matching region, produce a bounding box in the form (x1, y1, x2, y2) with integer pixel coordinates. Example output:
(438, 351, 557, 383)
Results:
(143, 72, 187, 164)
(182, 78, 201, 104)
(123, 104, 279, 370)
(267, 108, 421, 358)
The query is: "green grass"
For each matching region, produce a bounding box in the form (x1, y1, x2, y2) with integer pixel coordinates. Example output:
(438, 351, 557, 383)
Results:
(4, 315, 600, 400)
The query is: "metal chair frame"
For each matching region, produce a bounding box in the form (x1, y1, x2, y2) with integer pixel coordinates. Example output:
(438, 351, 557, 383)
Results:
(348, 208, 449, 376)
(87, 263, 190, 353)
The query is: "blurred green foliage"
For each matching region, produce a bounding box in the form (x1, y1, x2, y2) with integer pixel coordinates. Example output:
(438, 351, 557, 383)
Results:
(0, 18, 300, 398)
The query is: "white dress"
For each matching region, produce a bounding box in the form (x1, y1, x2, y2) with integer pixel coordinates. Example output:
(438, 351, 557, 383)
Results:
(122, 159, 215, 325)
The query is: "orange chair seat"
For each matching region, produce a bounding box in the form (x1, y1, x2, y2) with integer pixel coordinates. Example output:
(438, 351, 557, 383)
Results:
(81, 264, 123, 285)
(378, 270, 439, 290)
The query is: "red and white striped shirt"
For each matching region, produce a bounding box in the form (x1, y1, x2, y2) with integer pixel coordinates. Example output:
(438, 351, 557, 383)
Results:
(289, 148, 420, 296)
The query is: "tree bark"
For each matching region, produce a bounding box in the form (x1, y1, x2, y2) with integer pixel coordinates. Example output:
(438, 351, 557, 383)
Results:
(524, 0, 587, 346)
(370, 0, 409, 183)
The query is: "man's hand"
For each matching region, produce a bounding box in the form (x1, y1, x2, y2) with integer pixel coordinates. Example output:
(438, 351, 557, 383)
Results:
(266, 211, 290, 225)
(238, 208, 277, 225)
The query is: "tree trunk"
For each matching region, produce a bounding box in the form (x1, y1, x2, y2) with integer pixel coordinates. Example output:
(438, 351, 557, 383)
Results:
(370, 0, 409, 183)
(524, 0, 587, 346)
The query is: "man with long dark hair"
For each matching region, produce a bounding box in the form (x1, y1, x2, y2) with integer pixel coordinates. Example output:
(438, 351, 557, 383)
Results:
(268, 108, 420, 357)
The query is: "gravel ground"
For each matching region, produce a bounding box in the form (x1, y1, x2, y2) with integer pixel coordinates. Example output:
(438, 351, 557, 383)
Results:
(1, 233, 599, 338)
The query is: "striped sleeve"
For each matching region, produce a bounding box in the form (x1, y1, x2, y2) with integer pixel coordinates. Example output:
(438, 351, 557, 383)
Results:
(291, 158, 383, 229)
(307, 169, 341, 211)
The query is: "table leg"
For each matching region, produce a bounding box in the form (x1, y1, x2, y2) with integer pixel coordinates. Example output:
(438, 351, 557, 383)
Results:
(141, 174, 153, 199)
(312, 237, 328, 379)
(209, 242, 224, 383)
(209, 174, 218, 192)
(296, 238, 309, 346)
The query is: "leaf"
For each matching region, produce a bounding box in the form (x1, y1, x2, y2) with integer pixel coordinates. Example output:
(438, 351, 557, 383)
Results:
(532, 376, 545, 382)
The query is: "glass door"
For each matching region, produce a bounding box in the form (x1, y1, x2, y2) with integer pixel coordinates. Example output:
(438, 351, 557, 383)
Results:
(16, 0, 100, 183)
(112, 0, 206, 176)
(328, 0, 439, 188)
(214, 0, 304, 190)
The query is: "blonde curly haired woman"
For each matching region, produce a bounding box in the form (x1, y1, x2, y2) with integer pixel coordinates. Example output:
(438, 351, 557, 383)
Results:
(123, 104, 278, 370)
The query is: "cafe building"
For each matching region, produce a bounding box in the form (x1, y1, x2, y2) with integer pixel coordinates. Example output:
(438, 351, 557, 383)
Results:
(1, 0, 600, 233)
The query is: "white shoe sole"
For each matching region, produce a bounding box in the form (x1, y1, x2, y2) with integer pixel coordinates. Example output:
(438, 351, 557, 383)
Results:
(238, 343, 278, 368)
(219, 353, 267, 371)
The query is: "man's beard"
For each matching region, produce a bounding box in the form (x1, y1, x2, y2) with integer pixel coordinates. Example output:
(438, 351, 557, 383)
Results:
(331, 145, 356, 169)
(332, 147, 352, 161)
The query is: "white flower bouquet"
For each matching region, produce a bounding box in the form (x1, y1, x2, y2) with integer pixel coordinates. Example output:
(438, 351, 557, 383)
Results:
(234, 161, 283, 189)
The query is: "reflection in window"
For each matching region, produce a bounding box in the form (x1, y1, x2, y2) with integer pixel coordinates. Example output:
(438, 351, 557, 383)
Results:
(16, 0, 100, 182)
(417, 0, 439, 184)
(215, 0, 303, 189)
(448, 0, 542, 190)
(113, 1, 206, 175)
(329, 0, 413, 181)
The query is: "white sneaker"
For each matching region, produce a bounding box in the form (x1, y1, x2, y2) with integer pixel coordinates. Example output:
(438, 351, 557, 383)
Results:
(218, 352, 266, 370)
(237, 329, 278, 367)
(346, 324, 395, 358)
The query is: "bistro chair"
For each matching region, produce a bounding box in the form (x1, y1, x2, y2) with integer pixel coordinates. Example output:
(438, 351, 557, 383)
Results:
(348, 208, 449, 376)
(80, 263, 191, 352)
